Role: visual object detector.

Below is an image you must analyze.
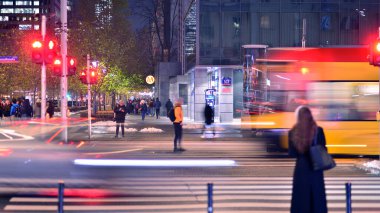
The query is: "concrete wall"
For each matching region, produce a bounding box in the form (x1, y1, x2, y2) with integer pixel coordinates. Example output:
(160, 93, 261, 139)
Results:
(169, 75, 188, 118)
(155, 62, 181, 116)
(219, 68, 233, 122)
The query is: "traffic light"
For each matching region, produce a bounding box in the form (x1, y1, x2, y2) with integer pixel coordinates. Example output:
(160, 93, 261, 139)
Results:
(52, 57, 62, 76)
(79, 69, 98, 84)
(67, 57, 77, 76)
(79, 70, 87, 84)
(89, 69, 98, 84)
(369, 39, 380, 66)
(44, 39, 57, 64)
(31, 40, 43, 64)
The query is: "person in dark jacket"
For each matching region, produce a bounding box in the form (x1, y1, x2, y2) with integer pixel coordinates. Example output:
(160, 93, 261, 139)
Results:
(21, 99, 33, 119)
(140, 100, 148, 121)
(165, 99, 173, 117)
(288, 106, 328, 213)
(113, 100, 127, 138)
(154, 98, 161, 119)
(202, 104, 215, 137)
(46, 101, 55, 118)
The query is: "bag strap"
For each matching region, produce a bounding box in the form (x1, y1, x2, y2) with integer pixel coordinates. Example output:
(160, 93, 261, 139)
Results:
(312, 127, 318, 146)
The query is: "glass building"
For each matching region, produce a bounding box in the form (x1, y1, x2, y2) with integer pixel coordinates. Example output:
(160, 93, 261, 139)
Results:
(181, 0, 380, 122)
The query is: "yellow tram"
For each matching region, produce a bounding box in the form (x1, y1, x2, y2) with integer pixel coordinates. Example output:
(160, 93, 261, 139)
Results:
(242, 47, 380, 155)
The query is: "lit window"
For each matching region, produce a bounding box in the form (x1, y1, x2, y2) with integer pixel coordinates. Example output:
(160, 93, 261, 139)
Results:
(19, 24, 32, 30)
(33, 8, 39, 14)
(22, 17, 27, 21)
(1, 9, 14, 13)
(15, 8, 33, 14)
(16, 1, 32, 6)
(34, 25, 40, 30)
(34, 1, 39, 6)
(2, 1, 13, 5)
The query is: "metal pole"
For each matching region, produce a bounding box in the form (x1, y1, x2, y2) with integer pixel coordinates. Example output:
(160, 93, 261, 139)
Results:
(302, 18, 306, 48)
(207, 183, 213, 213)
(87, 54, 92, 139)
(58, 181, 64, 213)
(60, 0, 68, 120)
(345, 182, 352, 213)
(41, 15, 46, 120)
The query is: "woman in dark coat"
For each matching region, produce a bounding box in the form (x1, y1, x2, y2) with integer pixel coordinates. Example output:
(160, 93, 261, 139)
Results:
(113, 100, 127, 138)
(289, 106, 328, 213)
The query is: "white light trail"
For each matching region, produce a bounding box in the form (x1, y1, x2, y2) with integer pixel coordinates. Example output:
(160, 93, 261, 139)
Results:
(74, 159, 237, 167)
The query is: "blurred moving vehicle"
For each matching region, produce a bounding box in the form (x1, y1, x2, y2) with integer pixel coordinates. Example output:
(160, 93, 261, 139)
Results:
(242, 47, 380, 155)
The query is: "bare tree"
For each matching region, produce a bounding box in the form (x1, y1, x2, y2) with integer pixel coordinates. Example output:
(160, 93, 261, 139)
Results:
(133, 0, 179, 62)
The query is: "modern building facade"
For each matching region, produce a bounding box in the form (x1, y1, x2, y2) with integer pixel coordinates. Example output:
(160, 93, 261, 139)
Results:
(0, 0, 76, 33)
(177, 0, 380, 123)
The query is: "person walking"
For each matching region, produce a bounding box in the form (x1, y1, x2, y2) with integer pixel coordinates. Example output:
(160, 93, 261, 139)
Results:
(113, 100, 127, 138)
(165, 99, 173, 117)
(140, 100, 148, 121)
(172, 100, 185, 152)
(154, 97, 161, 119)
(289, 106, 328, 213)
(203, 104, 215, 137)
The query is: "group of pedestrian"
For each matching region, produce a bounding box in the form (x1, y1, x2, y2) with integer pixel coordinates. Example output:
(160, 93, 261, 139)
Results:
(0, 98, 33, 122)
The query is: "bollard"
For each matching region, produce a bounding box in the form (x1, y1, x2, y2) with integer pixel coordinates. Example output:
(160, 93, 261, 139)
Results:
(345, 182, 352, 213)
(207, 183, 213, 213)
(58, 181, 64, 213)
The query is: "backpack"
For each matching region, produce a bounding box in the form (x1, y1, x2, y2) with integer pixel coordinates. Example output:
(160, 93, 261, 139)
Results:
(168, 108, 176, 122)
(15, 105, 21, 118)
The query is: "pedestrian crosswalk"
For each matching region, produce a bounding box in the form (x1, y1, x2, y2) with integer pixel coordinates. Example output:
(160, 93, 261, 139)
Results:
(2, 176, 380, 212)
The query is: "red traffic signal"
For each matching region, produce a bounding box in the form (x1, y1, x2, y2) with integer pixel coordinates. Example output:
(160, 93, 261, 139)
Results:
(44, 39, 57, 64)
(89, 69, 98, 84)
(369, 39, 380, 66)
(31, 40, 43, 64)
(79, 69, 98, 84)
(52, 57, 62, 76)
(67, 57, 77, 76)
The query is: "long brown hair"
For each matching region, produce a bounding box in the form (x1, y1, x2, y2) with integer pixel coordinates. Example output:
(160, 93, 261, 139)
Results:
(291, 106, 317, 153)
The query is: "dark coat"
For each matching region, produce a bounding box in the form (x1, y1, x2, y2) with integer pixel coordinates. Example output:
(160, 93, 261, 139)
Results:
(114, 104, 127, 123)
(204, 104, 214, 125)
(289, 126, 328, 213)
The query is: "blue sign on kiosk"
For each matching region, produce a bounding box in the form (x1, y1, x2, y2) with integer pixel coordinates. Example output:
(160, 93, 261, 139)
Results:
(221, 77, 232, 86)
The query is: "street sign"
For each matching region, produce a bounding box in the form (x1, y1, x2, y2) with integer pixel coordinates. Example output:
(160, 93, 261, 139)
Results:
(0, 56, 19, 63)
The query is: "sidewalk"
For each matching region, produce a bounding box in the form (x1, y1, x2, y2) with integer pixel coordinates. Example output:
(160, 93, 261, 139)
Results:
(89, 114, 248, 141)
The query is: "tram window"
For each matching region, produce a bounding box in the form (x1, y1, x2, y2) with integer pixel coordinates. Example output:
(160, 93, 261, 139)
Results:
(308, 82, 378, 121)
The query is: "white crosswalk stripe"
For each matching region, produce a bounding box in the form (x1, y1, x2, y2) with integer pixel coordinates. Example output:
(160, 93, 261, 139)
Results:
(2, 176, 380, 212)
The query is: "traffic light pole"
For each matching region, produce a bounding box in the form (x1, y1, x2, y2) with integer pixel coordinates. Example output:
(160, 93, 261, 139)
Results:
(60, 0, 68, 120)
(41, 16, 46, 120)
(87, 54, 92, 139)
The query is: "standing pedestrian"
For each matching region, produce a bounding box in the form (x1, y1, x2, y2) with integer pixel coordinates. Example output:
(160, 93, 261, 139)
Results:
(113, 100, 127, 138)
(10, 98, 20, 121)
(289, 106, 328, 213)
(172, 99, 185, 152)
(165, 98, 173, 117)
(202, 104, 215, 137)
(154, 97, 161, 119)
(21, 99, 33, 119)
(46, 101, 55, 118)
(140, 100, 148, 121)
(3, 99, 11, 122)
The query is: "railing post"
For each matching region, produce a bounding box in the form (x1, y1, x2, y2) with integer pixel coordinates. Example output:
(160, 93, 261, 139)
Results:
(207, 183, 213, 213)
(58, 181, 64, 213)
(346, 182, 352, 213)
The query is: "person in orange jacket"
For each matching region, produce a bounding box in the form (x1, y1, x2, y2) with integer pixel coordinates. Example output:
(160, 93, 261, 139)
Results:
(173, 99, 185, 152)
